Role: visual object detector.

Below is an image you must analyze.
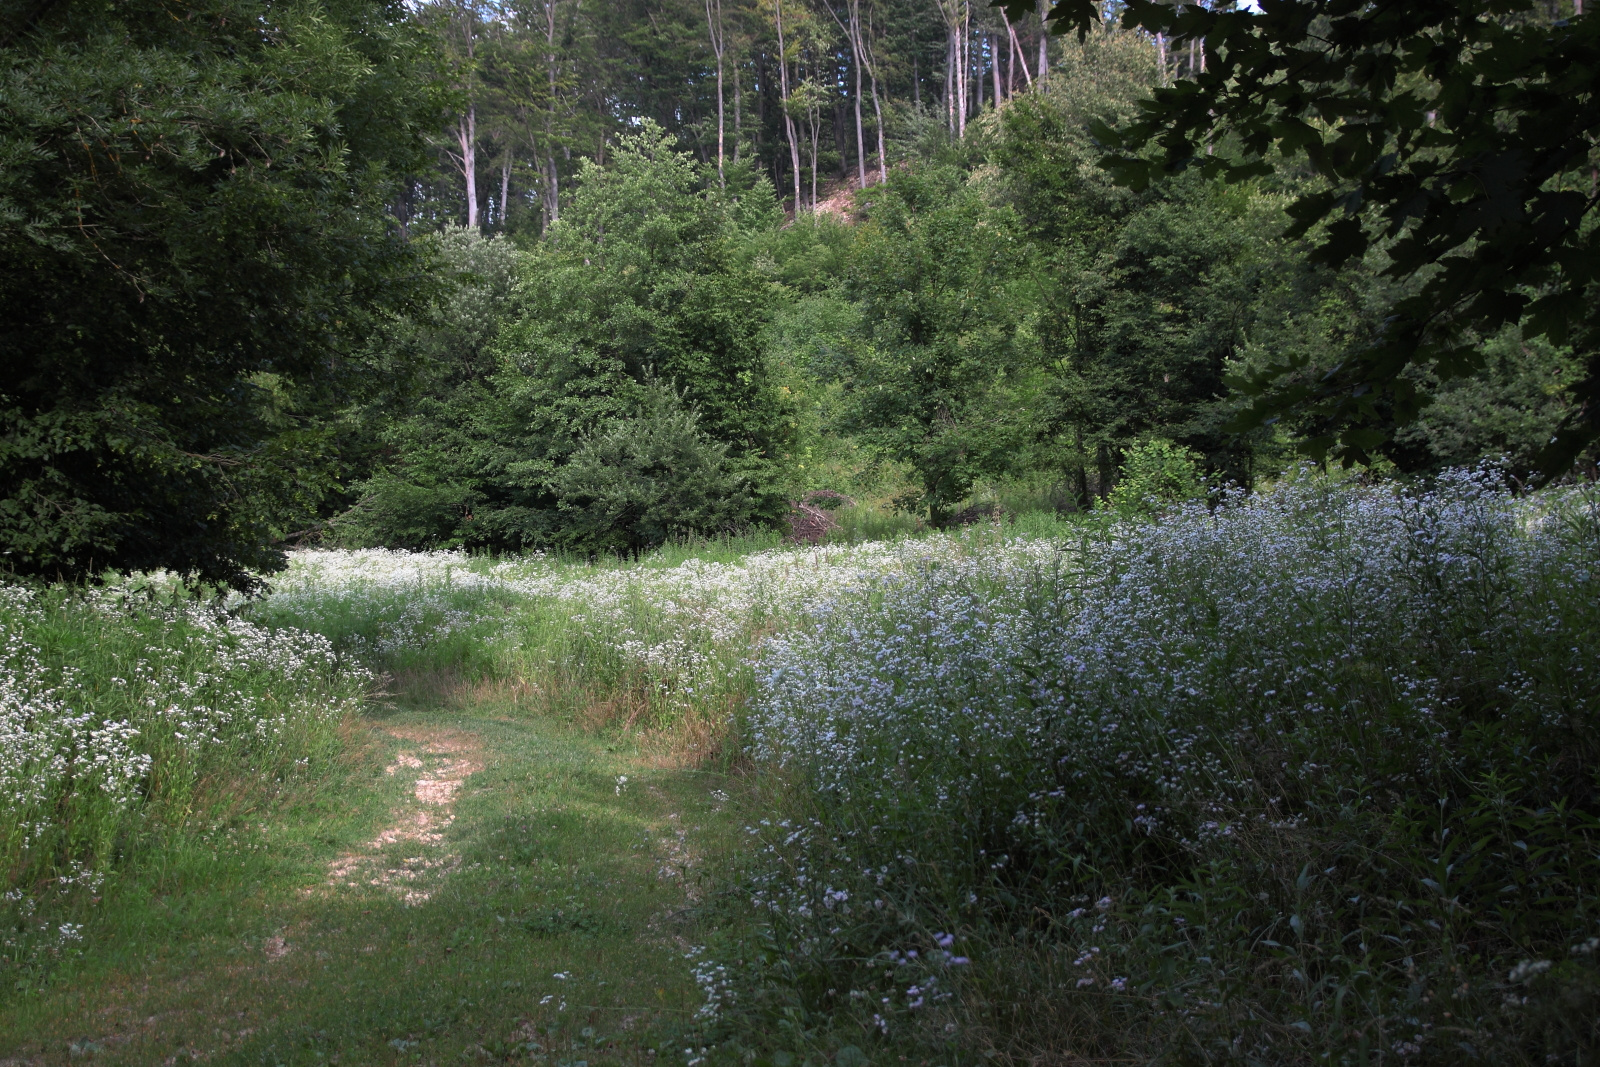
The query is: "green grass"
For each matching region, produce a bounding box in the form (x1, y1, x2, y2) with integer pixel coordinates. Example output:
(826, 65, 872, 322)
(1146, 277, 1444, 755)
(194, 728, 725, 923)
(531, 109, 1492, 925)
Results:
(0, 685, 747, 1065)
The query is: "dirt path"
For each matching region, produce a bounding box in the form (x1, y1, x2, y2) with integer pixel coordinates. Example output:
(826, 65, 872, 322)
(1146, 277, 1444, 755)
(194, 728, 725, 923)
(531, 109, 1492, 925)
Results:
(322, 725, 483, 905)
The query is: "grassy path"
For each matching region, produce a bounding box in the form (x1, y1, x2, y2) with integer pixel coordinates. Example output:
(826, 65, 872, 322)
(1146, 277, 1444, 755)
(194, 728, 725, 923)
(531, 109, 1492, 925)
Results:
(0, 691, 743, 1066)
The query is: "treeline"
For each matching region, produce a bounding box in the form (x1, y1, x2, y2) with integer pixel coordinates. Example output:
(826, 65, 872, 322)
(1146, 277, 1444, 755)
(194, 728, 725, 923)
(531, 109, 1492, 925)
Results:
(3, 0, 1595, 585)
(407, 0, 1117, 230)
(344, 25, 1585, 553)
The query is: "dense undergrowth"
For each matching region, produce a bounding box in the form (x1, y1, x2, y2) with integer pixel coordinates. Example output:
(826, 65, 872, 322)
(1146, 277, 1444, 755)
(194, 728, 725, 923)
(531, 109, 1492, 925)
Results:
(5, 470, 1597, 1066)
(246, 520, 1070, 749)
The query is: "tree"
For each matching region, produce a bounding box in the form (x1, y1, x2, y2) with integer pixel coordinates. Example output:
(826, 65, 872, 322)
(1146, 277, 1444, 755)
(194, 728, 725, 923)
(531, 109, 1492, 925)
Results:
(349, 124, 793, 552)
(707, 0, 729, 185)
(842, 166, 1041, 524)
(1010, 0, 1600, 475)
(0, 0, 438, 589)
(769, 0, 807, 210)
(428, 0, 491, 229)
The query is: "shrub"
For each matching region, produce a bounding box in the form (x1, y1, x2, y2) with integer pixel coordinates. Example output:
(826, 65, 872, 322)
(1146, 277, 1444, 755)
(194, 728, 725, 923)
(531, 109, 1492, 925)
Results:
(1102, 437, 1205, 517)
(552, 387, 758, 554)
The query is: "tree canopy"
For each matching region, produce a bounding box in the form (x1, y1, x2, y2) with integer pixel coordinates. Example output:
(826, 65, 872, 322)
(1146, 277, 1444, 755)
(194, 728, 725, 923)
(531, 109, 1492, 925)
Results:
(1010, 0, 1600, 474)
(1, 0, 442, 588)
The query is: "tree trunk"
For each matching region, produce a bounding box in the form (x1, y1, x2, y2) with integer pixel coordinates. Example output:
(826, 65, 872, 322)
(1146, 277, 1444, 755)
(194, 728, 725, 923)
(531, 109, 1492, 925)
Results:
(499, 154, 511, 228)
(1006, 13, 1032, 89)
(1037, 0, 1048, 77)
(866, 23, 887, 183)
(458, 104, 479, 229)
(957, 3, 968, 135)
(850, 0, 867, 189)
(991, 32, 1003, 103)
(809, 95, 821, 209)
(966, 29, 979, 110)
(734, 62, 742, 163)
(542, 2, 560, 228)
(705, 0, 726, 186)
(774, 0, 803, 212)
(1155, 32, 1167, 87)
(544, 154, 560, 228)
(944, 32, 954, 133)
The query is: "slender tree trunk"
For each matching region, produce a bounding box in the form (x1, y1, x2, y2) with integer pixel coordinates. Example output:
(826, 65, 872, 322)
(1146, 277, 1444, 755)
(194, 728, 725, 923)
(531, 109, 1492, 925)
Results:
(1006, 14, 1032, 88)
(545, 155, 560, 228)
(938, 0, 969, 136)
(991, 32, 1003, 103)
(448, 0, 481, 230)
(538, 2, 561, 229)
(734, 63, 742, 163)
(458, 104, 479, 229)
(1037, 0, 1048, 77)
(870, 76, 886, 182)
(499, 154, 511, 228)
(1155, 32, 1167, 87)
(966, 29, 979, 110)
(957, 3, 968, 135)
(774, 0, 803, 212)
(849, 0, 867, 188)
(863, 6, 887, 183)
(1005, 18, 1014, 94)
(934, 30, 947, 133)
(705, 0, 726, 186)
(809, 98, 820, 208)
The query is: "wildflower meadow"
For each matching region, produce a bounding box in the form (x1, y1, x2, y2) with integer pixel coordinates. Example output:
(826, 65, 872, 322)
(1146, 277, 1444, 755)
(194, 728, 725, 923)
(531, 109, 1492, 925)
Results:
(1, 585, 368, 978)
(734, 469, 1600, 1063)
(3, 468, 1597, 1065)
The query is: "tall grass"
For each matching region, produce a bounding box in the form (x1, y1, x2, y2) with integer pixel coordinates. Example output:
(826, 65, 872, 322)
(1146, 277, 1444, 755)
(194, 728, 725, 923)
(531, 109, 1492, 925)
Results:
(249, 527, 1063, 750)
(732, 468, 1600, 1065)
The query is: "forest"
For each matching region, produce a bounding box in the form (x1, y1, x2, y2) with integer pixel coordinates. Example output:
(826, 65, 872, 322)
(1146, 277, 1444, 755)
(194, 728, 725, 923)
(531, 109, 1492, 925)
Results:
(3, 0, 1600, 1064)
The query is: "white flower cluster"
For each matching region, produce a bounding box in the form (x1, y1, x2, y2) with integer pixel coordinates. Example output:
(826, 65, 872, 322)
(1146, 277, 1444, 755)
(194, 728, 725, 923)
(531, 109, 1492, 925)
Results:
(248, 548, 525, 657)
(1, 585, 370, 859)
(259, 534, 1058, 706)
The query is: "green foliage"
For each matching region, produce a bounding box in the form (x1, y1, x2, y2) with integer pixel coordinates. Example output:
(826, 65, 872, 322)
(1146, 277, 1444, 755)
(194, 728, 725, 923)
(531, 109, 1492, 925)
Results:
(552, 385, 756, 554)
(1101, 438, 1204, 517)
(0, 0, 441, 590)
(1029, 0, 1600, 474)
(346, 124, 791, 553)
(842, 165, 1042, 525)
(1395, 329, 1590, 473)
(990, 58, 1311, 501)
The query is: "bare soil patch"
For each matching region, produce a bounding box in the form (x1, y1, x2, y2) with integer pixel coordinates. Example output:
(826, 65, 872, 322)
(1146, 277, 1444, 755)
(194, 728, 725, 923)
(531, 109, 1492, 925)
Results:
(319, 725, 483, 905)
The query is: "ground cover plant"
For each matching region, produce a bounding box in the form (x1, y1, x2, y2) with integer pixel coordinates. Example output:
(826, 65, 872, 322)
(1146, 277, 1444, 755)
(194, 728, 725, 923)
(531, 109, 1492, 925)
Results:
(727, 468, 1600, 1065)
(4, 469, 1598, 1065)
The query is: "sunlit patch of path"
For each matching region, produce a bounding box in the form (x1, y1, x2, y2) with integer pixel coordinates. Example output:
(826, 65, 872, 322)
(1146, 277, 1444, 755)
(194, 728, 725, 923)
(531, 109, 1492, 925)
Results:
(320, 726, 484, 905)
